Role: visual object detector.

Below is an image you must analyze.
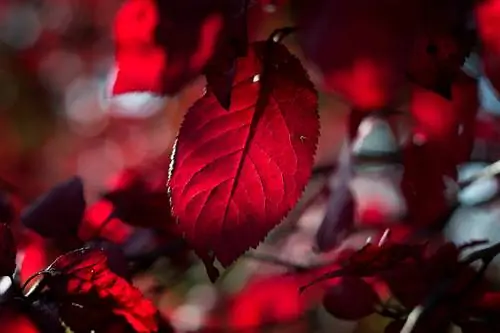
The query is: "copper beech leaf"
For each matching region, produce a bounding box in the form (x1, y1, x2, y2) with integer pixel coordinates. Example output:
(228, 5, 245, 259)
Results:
(169, 40, 319, 274)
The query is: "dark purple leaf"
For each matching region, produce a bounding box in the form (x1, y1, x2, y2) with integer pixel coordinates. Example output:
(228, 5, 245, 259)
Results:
(21, 176, 85, 240)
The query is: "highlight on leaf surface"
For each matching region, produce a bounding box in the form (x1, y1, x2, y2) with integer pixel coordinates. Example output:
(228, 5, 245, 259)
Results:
(169, 37, 320, 276)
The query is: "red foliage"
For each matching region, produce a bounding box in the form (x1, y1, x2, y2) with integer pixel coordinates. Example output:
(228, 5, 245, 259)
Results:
(46, 248, 159, 333)
(18, 232, 47, 284)
(169, 40, 319, 273)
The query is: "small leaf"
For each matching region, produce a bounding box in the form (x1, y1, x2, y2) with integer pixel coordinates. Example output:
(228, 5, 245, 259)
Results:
(21, 176, 86, 239)
(322, 277, 379, 320)
(169, 40, 319, 272)
(229, 275, 305, 327)
(0, 223, 16, 277)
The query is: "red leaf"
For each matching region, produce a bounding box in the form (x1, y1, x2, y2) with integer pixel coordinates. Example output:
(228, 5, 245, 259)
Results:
(476, 1, 500, 95)
(0, 223, 16, 277)
(18, 232, 47, 285)
(229, 275, 306, 328)
(403, 75, 477, 226)
(169, 41, 319, 270)
(112, 0, 230, 96)
(46, 248, 159, 333)
(476, 0, 500, 56)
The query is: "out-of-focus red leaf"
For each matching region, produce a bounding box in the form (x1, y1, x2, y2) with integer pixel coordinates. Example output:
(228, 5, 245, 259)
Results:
(292, 0, 420, 109)
(19, 232, 47, 284)
(112, 0, 233, 97)
(229, 275, 306, 328)
(0, 223, 16, 277)
(322, 277, 379, 320)
(46, 248, 160, 333)
(169, 40, 319, 272)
